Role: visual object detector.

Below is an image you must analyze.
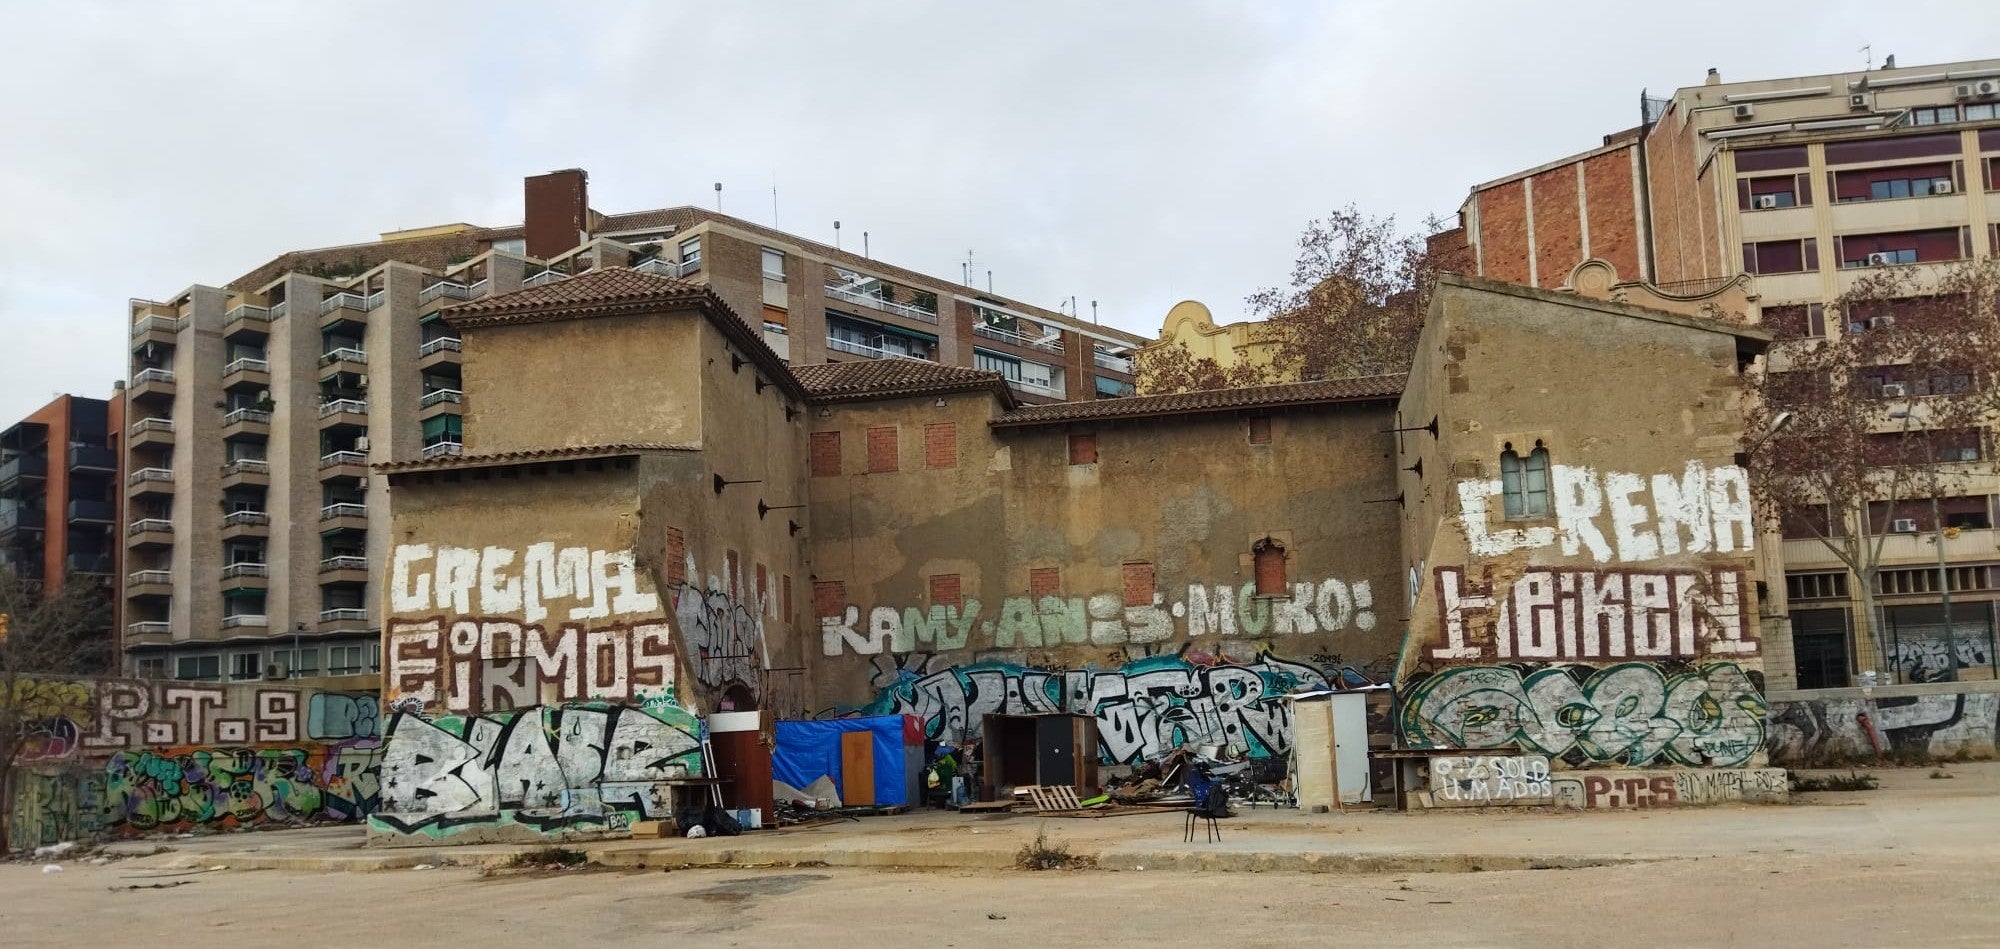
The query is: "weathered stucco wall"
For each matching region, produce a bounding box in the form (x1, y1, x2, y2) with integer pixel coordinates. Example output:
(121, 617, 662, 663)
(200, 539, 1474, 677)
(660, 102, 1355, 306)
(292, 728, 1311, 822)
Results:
(458, 311, 702, 454)
(1767, 680, 2000, 766)
(6, 677, 379, 852)
(1395, 278, 1769, 778)
(805, 390, 1404, 764)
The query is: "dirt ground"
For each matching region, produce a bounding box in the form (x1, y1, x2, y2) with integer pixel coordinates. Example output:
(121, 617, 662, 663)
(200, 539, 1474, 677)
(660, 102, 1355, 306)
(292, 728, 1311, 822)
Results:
(4, 852, 1996, 948)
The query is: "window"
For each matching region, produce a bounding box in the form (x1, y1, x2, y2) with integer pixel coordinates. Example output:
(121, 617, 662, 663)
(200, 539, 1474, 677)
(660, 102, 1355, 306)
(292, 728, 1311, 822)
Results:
(1908, 106, 1958, 126)
(1763, 304, 1826, 340)
(229, 652, 261, 680)
(867, 426, 899, 473)
(1836, 162, 1956, 202)
(1742, 174, 1801, 209)
(422, 414, 462, 446)
(679, 236, 702, 267)
(1029, 567, 1061, 599)
(1838, 228, 1966, 268)
(1966, 103, 1999, 121)
(1122, 563, 1155, 607)
(1094, 375, 1135, 399)
(1741, 239, 1811, 274)
(1252, 538, 1287, 596)
(975, 349, 1022, 381)
(1499, 441, 1551, 518)
(1786, 572, 1850, 602)
(929, 574, 962, 608)
(175, 655, 220, 682)
(813, 580, 846, 618)
(328, 645, 365, 676)
(810, 431, 842, 477)
(1791, 608, 1852, 690)
(925, 423, 957, 469)
(274, 647, 320, 677)
(1248, 417, 1273, 445)
(761, 248, 786, 281)
(136, 657, 166, 679)
(1068, 433, 1098, 465)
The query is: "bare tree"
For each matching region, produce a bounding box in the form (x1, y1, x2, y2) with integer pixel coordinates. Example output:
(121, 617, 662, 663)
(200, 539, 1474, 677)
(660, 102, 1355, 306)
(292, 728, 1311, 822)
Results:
(1744, 260, 2000, 683)
(1133, 339, 1274, 395)
(0, 567, 111, 852)
(1246, 206, 1445, 380)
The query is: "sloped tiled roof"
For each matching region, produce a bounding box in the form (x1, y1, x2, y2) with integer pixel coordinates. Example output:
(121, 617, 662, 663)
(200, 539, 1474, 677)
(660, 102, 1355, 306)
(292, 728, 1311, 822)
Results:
(989, 375, 1406, 428)
(794, 360, 1018, 406)
(377, 442, 697, 475)
(444, 267, 706, 324)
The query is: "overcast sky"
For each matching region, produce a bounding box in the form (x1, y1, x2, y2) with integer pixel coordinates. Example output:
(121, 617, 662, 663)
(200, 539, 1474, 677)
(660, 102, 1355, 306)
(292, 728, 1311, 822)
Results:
(0, 1, 1990, 422)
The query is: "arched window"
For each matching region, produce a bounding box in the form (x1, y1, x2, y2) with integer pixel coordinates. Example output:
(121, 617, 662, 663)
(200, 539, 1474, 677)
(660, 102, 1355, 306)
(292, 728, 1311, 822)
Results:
(1500, 440, 1551, 518)
(1252, 537, 1287, 596)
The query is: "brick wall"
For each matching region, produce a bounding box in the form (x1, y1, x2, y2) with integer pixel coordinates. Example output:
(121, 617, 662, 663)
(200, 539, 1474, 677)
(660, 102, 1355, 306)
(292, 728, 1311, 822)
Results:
(924, 422, 957, 469)
(1475, 179, 1531, 286)
(1583, 149, 1642, 280)
(1530, 163, 1582, 288)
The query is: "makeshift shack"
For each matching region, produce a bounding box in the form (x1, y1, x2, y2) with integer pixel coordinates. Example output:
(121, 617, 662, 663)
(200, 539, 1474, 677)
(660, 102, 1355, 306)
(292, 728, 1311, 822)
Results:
(980, 713, 1098, 801)
(1286, 690, 1374, 807)
(772, 715, 923, 809)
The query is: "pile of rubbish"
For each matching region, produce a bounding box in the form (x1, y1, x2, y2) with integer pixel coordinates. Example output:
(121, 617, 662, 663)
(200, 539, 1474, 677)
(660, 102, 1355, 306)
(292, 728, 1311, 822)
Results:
(1104, 748, 1293, 809)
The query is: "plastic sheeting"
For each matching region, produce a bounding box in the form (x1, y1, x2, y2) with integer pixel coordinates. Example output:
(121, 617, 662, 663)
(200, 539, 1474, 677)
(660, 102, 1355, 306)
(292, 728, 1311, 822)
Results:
(772, 716, 918, 807)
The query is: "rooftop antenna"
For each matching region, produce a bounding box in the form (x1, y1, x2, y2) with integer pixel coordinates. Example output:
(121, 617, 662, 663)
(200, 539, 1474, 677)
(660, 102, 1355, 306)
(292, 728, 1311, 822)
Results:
(1091, 300, 1099, 323)
(1859, 44, 1872, 71)
(961, 262, 969, 284)
(833, 220, 841, 251)
(1883, 54, 1896, 70)
(771, 177, 779, 228)
(863, 231, 870, 258)
(986, 269, 993, 292)
(713, 182, 722, 212)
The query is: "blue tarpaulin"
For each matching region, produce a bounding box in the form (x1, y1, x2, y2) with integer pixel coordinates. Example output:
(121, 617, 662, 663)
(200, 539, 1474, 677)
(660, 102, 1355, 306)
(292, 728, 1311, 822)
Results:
(772, 716, 915, 807)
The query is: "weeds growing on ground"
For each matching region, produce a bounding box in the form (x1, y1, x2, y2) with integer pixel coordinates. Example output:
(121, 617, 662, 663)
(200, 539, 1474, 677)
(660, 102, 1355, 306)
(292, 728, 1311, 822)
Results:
(1015, 828, 1092, 870)
(1791, 771, 1879, 792)
(1930, 770, 1956, 780)
(506, 847, 588, 869)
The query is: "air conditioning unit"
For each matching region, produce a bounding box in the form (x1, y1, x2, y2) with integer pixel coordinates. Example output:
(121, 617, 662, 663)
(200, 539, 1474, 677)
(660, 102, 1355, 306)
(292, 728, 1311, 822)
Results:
(1880, 382, 1908, 397)
(1892, 518, 1919, 533)
(1867, 252, 1893, 266)
(1954, 84, 1974, 99)
(1870, 315, 1896, 329)
(1733, 103, 1756, 120)
(1754, 194, 1780, 210)
(264, 663, 287, 680)
(354, 436, 370, 451)
(1848, 92, 1871, 110)
(1969, 79, 2000, 98)
(357, 374, 370, 388)
(1933, 181, 1954, 195)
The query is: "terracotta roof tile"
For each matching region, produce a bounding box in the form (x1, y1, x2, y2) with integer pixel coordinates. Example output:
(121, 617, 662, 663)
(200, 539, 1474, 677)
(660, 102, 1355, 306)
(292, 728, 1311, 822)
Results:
(989, 375, 1406, 428)
(377, 442, 697, 474)
(794, 360, 1017, 406)
(444, 267, 704, 322)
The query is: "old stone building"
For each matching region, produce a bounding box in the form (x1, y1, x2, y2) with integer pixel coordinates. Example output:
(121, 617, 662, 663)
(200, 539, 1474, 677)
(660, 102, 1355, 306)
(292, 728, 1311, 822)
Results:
(367, 269, 1782, 842)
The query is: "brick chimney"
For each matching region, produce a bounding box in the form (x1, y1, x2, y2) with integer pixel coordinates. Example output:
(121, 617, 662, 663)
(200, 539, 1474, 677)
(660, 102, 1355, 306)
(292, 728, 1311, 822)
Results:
(524, 169, 589, 260)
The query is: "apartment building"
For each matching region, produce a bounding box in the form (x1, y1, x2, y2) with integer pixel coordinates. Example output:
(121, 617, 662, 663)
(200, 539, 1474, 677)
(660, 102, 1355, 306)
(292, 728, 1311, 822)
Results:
(1440, 57, 2000, 691)
(119, 169, 1146, 682)
(0, 395, 122, 614)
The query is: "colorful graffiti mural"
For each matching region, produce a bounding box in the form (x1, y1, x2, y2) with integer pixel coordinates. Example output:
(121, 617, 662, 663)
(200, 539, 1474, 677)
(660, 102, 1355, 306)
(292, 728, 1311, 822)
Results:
(1769, 690, 2000, 765)
(370, 701, 702, 842)
(861, 651, 1337, 763)
(1398, 662, 1767, 767)
(104, 746, 382, 832)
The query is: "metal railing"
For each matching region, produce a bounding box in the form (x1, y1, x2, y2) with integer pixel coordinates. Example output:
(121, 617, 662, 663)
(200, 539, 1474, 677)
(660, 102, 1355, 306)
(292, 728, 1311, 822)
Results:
(635, 257, 697, 279)
(128, 466, 173, 485)
(972, 321, 1065, 352)
(421, 441, 463, 460)
(318, 399, 368, 418)
(419, 337, 462, 358)
(133, 367, 176, 386)
(127, 621, 171, 636)
(364, 290, 386, 311)
(222, 510, 269, 528)
(1093, 351, 1136, 373)
(131, 315, 184, 337)
(223, 357, 269, 376)
(128, 518, 173, 536)
(320, 502, 366, 520)
(419, 280, 471, 305)
(318, 347, 367, 366)
(521, 269, 567, 288)
(221, 562, 269, 579)
(763, 321, 789, 336)
(224, 303, 271, 325)
(222, 458, 270, 476)
(271, 301, 288, 319)
(130, 417, 174, 436)
(319, 608, 368, 623)
(223, 407, 271, 426)
(824, 283, 939, 324)
(320, 555, 367, 572)
(468, 278, 491, 298)
(320, 292, 368, 315)
(1008, 377, 1066, 399)
(320, 450, 367, 467)
(420, 388, 462, 408)
(221, 614, 269, 629)
(127, 569, 170, 588)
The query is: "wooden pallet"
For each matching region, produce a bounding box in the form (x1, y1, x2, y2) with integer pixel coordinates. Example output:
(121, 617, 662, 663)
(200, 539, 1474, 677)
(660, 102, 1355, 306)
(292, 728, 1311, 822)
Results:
(1028, 786, 1082, 811)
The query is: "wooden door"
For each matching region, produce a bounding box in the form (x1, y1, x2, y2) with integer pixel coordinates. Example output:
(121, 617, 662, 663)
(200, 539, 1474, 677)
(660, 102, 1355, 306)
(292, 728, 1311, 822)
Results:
(840, 730, 875, 806)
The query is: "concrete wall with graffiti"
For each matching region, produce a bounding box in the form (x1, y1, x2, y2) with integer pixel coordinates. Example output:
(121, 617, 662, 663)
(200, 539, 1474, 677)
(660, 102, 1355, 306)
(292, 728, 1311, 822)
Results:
(5, 677, 380, 851)
(1767, 681, 2000, 765)
(1392, 279, 1772, 784)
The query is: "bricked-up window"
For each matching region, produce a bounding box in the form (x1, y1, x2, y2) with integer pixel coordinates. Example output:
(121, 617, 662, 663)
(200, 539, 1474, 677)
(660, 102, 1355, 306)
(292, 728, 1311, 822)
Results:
(867, 426, 899, 473)
(810, 431, 842, 477)
(782, 575, 793, 622)
(756, 563, 769, 614)
(1068, 433, 1098, 465)
(1248, 417, 1272, 445)
(1500, 440, 1551, 519)
(1029, 567, 1062, 599)
(666, 527, 687, 585)
(726, 550, 741, 597)
(813, 580, 845, 618)
(1122, 562, 1154, 607)
(930, 574, 962, 608)
(1252, 539, 1287, 596)
(925, 422, 958, 469)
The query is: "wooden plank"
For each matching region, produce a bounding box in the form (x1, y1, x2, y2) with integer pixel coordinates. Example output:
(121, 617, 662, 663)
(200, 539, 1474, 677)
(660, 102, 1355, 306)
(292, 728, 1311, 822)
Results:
(841, 730, 876, 806)
(956, 800, 1017, 813)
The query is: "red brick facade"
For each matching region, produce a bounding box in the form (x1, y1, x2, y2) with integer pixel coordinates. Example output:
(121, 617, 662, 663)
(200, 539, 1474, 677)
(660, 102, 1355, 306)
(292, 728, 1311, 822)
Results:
(1029, 567, 1061, 599)
(866, 426, 899, 473)
(1122, 562, 1154, 607)
(924, 422, 957, 469)
(809, 431, 842, 477)
(929, 574, 962, 608)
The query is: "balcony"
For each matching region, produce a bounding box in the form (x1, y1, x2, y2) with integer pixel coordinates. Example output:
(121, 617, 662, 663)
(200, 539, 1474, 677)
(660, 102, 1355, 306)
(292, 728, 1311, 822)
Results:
(67, 445, 117, 472)
(130, 314, 183, 349)
(125, 569, 171, 599)
(318, 347, 367, 370)
(320, 555, 368, 583)
(221, 561, 268, 583)
(1093, 350, 1136, 374)
(1007, 377, 1066, 400)
(634, 257, 697, 279)
(418, 336, 462, 369)
(220, 614, 269, 631)
(0, 454, 47, 488)
(522, 269, 568, 288)
(220, 458, 270, 490)
(825, 336, 936, 362)
(824, 282, 939, 324)
(125, 621, 171, 644)
(221, 508, 269, 531)
(318, 399, 368, 425)
(419, 280, 472, 306)
(224, 303, 272, 334)
(130, 367, 176, 402)
(0, 506, 45, 537)
(973, 321, 1065, 353)
(127, 518, 173, 547)
(421, 441, 463, 460)
(128, 417, 174, 450)
(319, 502, 368, 533)
(127, 467, 173, 498)
(67, 499, 115, 524)
(320, 451, 368, 479)
(1784, 528, 2000, 571)
(65, 552, 113, 575)
(222, 407, 272, 438)
(319, 291, 369, 317)
(319, 608, 369, 630)
(222, 357, 271, 388)
(271, 300, 289, 319)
